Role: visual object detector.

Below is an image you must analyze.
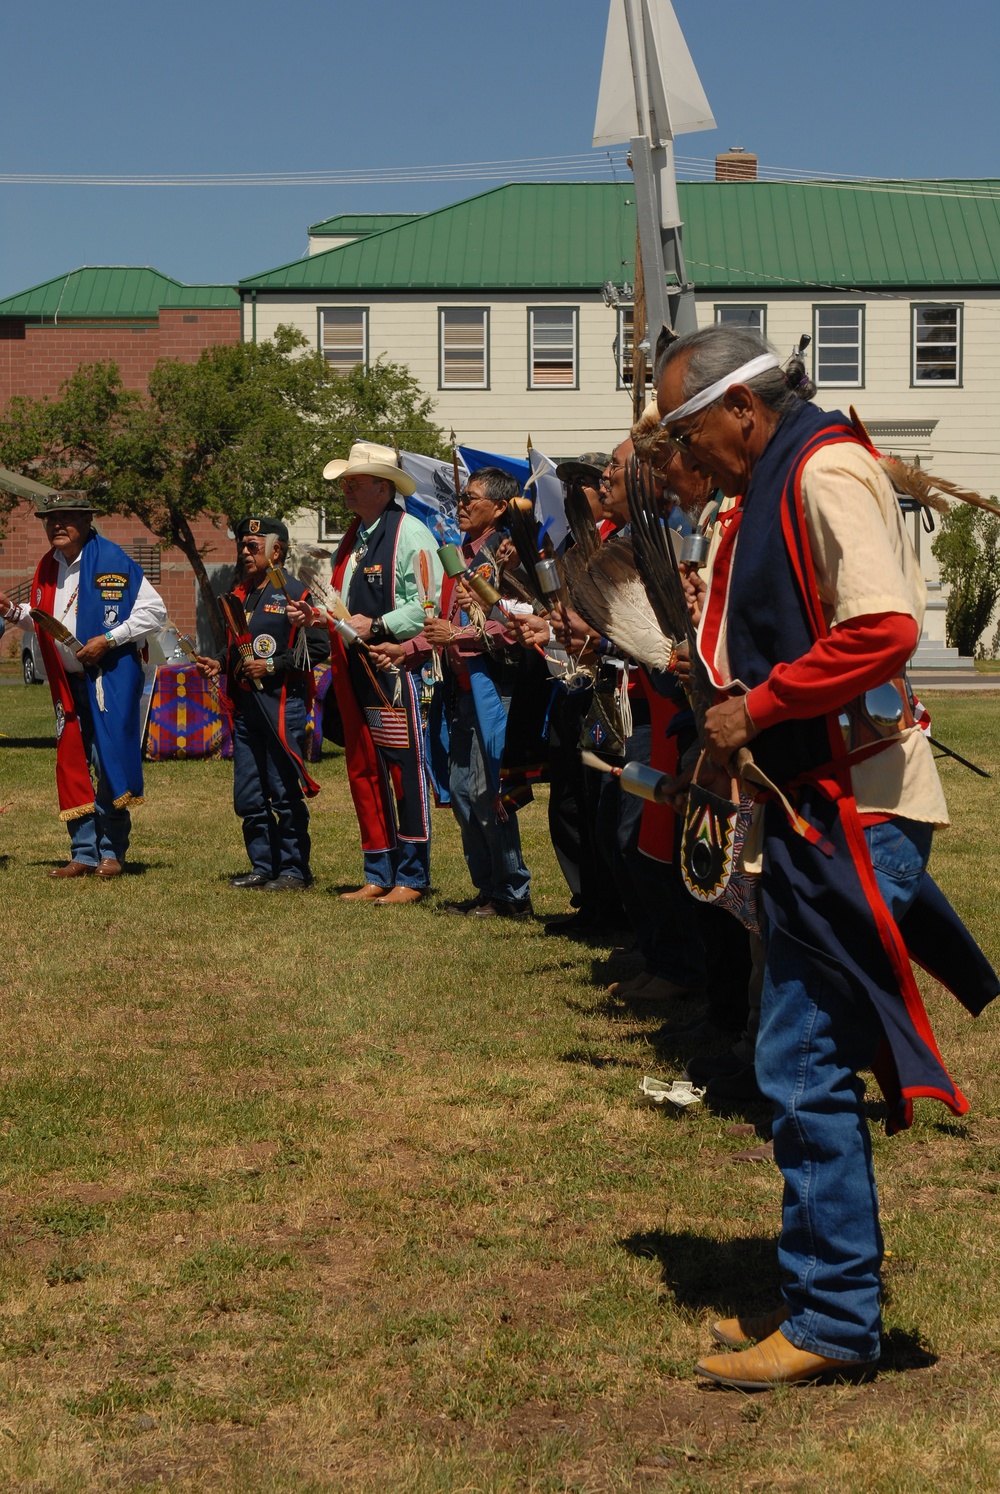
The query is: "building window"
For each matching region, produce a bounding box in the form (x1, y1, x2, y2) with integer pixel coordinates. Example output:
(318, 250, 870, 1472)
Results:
(912, 304, 962, 385)
(714, 304, 766, 336)
(319, 306, 368, 373)
(813, 305, 864, 387)
(318, 511, 344, 544)
(528, 307, 578, 389)
(439, 307, 489, 388)
(616, 306, 654, 390)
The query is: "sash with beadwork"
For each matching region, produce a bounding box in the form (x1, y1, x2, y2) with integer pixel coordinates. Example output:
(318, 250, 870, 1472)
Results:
(326, 513, 398, 852)
(712, 398, 998, 1133)
(33, 531, 145, 821)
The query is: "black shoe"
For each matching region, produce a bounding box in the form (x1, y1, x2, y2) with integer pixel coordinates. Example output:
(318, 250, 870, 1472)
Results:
(684, 1050, 748, 1086)
(492, 897, 533, 921)
(542, 911, 609, 938)
(230, 872, 271, 889)
(706, 1065, 764, 1105)
(261, 874, 311, 892)
(442, 896, 490, 915)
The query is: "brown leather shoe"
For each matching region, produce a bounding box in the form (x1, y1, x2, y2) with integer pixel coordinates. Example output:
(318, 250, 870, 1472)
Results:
(48, 861, 96, 879)
(339, 884, 388, 902)
(374, 886, 423, 905)
(695, 1329, 876, 1390)
(97, 858, 123, 878)
(710, 1305, 790, 1349)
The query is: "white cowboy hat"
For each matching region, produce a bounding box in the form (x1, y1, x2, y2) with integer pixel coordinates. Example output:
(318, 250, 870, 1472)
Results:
(322, 440, 416, 496)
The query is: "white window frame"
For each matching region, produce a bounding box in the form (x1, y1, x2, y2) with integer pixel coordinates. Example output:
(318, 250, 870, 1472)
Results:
(528, 306, 578, 390)
(812, 304, 865, 388)
(911, 303, 963, 387)
(318, 305, 369, 373)
(438, 306, 489, 389)
(615, 305, 654, 391)
(714, 303, 767, 336)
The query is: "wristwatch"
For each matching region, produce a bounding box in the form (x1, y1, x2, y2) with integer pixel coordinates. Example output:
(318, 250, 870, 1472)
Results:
(368, 617, 388, 644)
(265, 657, 275, 675)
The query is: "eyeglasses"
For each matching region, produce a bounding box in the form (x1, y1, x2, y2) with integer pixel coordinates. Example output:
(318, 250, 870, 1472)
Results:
(238, 539, 266, 552)
(662, 401, 719, 454)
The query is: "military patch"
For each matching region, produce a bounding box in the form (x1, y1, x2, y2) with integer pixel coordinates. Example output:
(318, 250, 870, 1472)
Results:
(589, 720, 607, 747)
(262, 602, 286, 614)
(248, 519, 261, 534)
(54, 702, 66, 741)
(104, 606, 119, 627)
(100, 588, 123, 601)
(252, 633, 276, 658)
(95, 572, 128, 589)
(363, 563, 383, 579)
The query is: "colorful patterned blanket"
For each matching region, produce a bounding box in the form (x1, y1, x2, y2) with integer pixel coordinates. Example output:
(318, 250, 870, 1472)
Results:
(145, 665, 232, 760)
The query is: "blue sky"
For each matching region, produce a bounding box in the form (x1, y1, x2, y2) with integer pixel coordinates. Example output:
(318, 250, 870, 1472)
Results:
(2, 0, 998, 298)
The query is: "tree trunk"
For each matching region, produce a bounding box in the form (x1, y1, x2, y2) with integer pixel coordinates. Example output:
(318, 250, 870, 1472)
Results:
(169, 508, 227, 651)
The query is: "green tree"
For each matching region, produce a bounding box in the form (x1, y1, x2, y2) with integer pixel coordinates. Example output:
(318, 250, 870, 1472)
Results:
(0, 328, 446, 646)
(931, 501, 1000, 658)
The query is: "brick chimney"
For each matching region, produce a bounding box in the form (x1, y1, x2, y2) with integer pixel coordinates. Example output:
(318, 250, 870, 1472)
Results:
(716, 146, 757, 182)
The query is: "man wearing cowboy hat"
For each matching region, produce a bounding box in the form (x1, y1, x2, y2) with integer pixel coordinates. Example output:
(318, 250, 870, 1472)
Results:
(289, 442, 443, 905)
(0, 491, 166, 878)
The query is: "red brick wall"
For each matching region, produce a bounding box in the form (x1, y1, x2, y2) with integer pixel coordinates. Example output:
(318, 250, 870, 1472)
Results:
(0, 304, 242, 643)
(0, 306, 240, 404)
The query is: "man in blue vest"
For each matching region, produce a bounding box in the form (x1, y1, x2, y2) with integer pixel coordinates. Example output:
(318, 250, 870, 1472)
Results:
(654, 324, 997, 1390)
(289, 443, 442, 905)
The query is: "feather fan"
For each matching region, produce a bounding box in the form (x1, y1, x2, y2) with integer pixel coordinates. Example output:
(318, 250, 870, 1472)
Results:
(624, 456, 714, 738)
(564, 538, 674, 673)
(563, 478, 601, 563)
(503, 496, 549, 608)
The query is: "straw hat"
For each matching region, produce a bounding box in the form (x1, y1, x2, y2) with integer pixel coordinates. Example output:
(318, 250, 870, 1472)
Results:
(322, 441, 415, 496)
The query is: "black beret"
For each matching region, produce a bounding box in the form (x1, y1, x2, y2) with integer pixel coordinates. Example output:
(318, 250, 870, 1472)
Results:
(234, 516, 289, 544)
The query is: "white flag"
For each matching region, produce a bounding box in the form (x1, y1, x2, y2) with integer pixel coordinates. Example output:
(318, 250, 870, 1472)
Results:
(527, 448, 569, 552)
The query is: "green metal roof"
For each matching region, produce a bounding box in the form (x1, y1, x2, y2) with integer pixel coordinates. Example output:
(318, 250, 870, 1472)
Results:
(307, 212, 425, 236)
(0, 266, 240, 320)
(241, 180, 1000, 294)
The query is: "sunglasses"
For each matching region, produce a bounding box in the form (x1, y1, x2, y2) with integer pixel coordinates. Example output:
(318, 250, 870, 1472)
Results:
(238, 539, 266, 552)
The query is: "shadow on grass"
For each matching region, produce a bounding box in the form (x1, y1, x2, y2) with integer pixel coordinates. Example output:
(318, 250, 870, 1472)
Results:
(0, 736, 57, 748)
(879, 1326, 938, 1371)
(620, 1227, 781, 1314)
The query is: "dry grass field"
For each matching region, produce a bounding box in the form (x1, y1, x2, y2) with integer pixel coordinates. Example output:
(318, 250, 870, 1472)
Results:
(0, 681, 998, 1492)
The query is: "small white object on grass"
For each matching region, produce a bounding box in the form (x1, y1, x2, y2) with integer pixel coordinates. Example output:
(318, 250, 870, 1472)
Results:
(640, 1075, 705, 1110)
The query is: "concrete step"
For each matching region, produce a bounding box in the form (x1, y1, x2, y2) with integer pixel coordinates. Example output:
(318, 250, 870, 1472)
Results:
(912, 634, 968, 669)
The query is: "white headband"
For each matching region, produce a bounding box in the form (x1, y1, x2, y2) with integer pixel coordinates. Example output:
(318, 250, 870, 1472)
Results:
(659, 354, 781, 426)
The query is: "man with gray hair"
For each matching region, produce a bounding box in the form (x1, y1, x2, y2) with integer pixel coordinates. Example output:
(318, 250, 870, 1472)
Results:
(654, 324, 997, 1389)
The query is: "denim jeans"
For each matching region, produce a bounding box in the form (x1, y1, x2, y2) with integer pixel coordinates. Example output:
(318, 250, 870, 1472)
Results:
(363, 841, 430, 892)
(447, 691, 530, 905)
(67, 675, 131, 866)
(755, 816, 933, 1362)
(232, 697, 311, 882)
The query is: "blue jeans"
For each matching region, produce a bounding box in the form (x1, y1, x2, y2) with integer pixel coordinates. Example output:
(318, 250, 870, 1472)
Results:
(67, 676, 131, 866)
(232, 698, 311, 882)
(755, 816, 933, 1362)
(363, 842, 430, 892)
(447, 691, 531, 905)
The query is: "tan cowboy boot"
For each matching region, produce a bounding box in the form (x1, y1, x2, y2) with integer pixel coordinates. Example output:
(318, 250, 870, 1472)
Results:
(710, 1304, 789, 1348)
(374, 886, 423, 905)
(696, 1329, 876, 1391)
(339, 884, 388, 902)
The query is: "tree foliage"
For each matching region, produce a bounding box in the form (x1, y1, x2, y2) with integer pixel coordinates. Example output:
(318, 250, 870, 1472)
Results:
(0, 327, 446, 645)
(931, 501, 1000, 658)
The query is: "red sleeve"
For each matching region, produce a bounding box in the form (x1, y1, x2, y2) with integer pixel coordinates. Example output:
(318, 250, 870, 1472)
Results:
(745, 612, 918, 732)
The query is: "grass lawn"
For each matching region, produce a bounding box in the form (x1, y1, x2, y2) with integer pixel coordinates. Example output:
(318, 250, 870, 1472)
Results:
(0, 683, 998, 1492)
